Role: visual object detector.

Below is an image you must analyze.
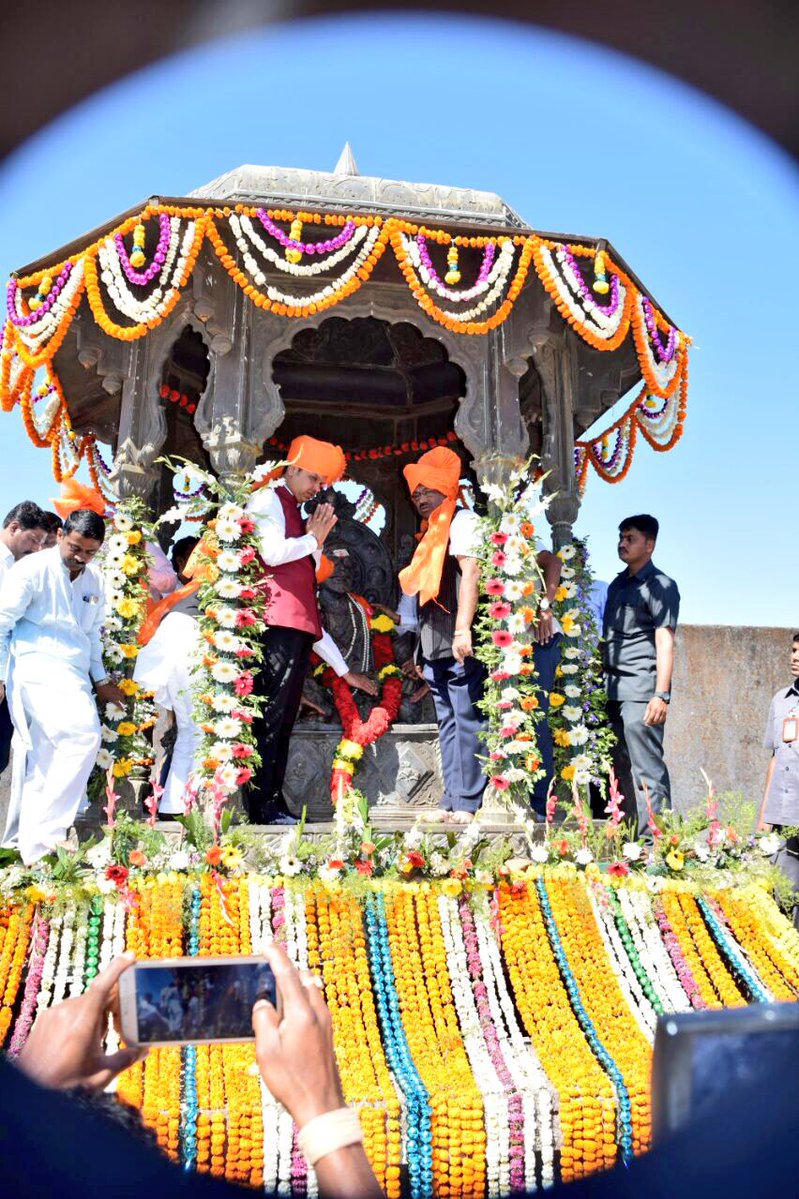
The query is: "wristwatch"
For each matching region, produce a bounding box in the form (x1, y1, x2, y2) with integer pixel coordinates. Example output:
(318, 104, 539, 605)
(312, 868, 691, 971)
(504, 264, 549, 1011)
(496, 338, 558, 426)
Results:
(654, 690, 671, 703)
(539, 598, 551, 613)
(95, 677, 111, 688)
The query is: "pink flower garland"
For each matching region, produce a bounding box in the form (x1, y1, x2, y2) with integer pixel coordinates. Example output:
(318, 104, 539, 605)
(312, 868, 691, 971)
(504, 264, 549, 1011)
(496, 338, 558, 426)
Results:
(8, 911, 50, 1056)
(459, 895, 526, 1192)
(653, 900, 707, 1011)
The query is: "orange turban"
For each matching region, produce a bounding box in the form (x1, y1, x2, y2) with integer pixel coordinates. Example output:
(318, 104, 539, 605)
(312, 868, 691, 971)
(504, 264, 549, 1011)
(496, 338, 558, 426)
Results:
(252, 434, 346, 491)
(316, 553, 335, 584)
(51, 480, 106, 520)
(399, 447, 464, 607)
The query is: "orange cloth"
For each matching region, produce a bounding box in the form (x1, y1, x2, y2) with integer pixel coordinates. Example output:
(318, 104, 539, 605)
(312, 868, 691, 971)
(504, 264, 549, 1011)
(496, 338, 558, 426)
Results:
(253, 435, 346, 491)
(137, 538, 215, 646)
(51, 480, 106, 520)
(399, 447, 463, 606)
(316, 553, 334, 584)
(138, 580, 200, 647)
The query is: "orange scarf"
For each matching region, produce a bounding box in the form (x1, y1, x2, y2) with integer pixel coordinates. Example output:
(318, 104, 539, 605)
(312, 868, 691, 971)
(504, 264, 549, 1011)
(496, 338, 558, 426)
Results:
(398, 499, 458, 608)
(137, 539, 215, 646)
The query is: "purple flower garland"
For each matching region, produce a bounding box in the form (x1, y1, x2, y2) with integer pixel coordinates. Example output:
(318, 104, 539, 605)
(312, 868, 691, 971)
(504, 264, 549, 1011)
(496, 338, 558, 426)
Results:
(256, 211, 356, 255)
(7, 263, 73, 328)
(642, 297, 677, 364)
(560, 246, 621, 315)
(114, 214, 171, 287)
(653, 900, 707, 1010)
(416, 235, 496, 292)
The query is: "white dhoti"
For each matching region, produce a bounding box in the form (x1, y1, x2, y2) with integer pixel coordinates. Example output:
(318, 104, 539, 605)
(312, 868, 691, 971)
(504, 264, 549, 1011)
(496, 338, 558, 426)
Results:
(11, 662, 101, 864)
(134, 611, 201, 815)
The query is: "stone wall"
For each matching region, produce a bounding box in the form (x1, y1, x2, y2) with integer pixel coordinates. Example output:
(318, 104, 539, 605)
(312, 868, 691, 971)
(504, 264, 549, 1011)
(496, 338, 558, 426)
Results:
(665, 625, 794, 813)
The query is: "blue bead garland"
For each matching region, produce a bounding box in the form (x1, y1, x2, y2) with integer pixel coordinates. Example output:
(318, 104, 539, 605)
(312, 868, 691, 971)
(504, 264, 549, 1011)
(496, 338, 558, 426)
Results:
(365, 894, 434, 1199)
(695, 896, 770, 1003)
(535, 879, 635, 1165)
(180, 885, 202, 1171)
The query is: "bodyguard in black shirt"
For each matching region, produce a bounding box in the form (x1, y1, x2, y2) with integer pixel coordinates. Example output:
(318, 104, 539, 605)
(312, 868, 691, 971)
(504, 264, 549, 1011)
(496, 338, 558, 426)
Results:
(603, 514, 680, 837)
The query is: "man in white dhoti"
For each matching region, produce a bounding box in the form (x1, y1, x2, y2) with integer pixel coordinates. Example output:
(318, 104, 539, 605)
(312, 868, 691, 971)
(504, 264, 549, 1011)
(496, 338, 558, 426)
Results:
(0, 508, 125, 863)
(134, 538, 202, 815)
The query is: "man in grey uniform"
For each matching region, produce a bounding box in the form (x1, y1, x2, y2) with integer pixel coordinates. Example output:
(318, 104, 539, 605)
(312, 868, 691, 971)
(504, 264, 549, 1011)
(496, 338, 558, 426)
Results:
(758, 632, 799, 923)
(603, 514, 680, 836)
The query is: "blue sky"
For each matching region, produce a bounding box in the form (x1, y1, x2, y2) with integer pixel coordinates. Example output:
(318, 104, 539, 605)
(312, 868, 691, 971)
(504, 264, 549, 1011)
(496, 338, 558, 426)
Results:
(0, 14, 796, 627)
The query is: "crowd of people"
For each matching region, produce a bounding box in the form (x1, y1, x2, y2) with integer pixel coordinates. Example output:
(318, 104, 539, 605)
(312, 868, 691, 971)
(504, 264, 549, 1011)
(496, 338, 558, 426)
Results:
(0, 434, 688, 859)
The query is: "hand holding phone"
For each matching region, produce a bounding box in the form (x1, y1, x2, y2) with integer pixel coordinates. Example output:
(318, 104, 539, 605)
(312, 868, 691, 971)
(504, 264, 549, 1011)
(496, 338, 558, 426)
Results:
(118, 956, 279, 1046)
(16, 952, 146, 1091)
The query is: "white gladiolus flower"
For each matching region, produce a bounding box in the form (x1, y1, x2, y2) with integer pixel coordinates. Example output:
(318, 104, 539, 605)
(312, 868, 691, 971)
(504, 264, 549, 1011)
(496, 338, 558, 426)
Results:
(215, 607, 239, 628)
(215, 578, 243, 599)
(502, 768, 529, 783)
(530, 844, 550, 864)
(86, 840, 112, 868)
(481, 483, 504, 503)
(215, 519, 242, 542)
(575, 847, 594, 866)
(211, 662, 239, 684)
(429, 852, 449, 876)
(623, 842, 643, 862)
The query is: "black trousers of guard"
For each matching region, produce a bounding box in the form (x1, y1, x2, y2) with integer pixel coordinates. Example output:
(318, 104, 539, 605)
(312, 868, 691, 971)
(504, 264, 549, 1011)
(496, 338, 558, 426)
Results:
(247, 626, 315, 823)
(0, 697, 12, 776)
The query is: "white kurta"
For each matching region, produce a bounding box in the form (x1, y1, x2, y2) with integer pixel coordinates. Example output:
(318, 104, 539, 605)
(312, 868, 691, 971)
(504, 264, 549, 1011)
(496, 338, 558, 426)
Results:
(134, 610, 202, 814)
(0, 547, 104, 864)
(247, 484, 349, 677)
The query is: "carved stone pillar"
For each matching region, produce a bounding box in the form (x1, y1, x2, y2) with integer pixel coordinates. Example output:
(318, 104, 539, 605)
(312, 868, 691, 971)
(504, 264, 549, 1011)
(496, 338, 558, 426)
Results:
(530, 332, 583, 548)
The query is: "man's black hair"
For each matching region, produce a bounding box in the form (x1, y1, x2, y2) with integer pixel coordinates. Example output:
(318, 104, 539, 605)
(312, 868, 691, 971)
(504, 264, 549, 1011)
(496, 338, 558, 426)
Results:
(2, 500, 47, 531)
(619, 514, 659, 541)
(793, 632, 799, 643)
(170, 535, 199, 571)
(63, 509, 105, 543)
(40, 511, 63, 534)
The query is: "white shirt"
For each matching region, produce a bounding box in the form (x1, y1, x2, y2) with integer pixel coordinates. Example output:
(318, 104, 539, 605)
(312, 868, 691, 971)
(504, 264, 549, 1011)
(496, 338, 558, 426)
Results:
(0, 546, 106, 684)
(247, 484, 349, 678)
(0, 542, 14, 583)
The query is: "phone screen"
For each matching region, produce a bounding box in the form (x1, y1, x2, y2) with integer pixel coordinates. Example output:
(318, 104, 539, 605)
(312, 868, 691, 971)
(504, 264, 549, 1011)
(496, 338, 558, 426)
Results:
(122, 957, 277, 1045)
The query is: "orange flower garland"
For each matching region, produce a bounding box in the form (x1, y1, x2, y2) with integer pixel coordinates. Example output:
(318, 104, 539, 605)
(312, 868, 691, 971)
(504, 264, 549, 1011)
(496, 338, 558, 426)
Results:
(660, 891, 725, 1010)
(0, 904, 33, 1048)
(672, 892, 746, 1007)
(499, 879, 616, 1181)
(713, 888, 799, 1001)
(531, 238, 633, 353)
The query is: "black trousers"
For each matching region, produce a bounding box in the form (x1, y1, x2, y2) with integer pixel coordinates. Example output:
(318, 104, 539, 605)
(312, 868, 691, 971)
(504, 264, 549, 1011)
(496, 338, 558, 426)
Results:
(0, 696, 12, 776)
(247, 626, 314, 822)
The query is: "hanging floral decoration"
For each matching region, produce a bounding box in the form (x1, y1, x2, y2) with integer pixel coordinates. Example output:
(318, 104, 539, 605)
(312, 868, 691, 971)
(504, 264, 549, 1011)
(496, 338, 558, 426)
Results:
(1, 202, 689, 490)
(548, 540, 615, 804)
(265, 428, 460, 463)
(472, 461, 551, 813)
(87, 498, 159, 799)
(157, 461, 268, 802)
(314, 606, 403, 806)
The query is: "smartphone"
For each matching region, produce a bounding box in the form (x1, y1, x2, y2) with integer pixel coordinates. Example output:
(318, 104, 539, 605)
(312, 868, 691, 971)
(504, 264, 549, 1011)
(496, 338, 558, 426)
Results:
(118, 955, 278, 1047)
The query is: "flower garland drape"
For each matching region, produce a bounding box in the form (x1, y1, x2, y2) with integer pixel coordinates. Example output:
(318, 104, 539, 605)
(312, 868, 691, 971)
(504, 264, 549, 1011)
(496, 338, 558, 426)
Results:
(1, 202, 689, 492)
(548, 540, 615, 802)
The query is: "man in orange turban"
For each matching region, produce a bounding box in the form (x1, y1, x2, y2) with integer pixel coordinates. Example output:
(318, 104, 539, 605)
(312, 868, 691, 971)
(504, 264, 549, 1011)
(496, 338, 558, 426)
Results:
(399, 446, 487, 823)
(246, 434, 376, 824)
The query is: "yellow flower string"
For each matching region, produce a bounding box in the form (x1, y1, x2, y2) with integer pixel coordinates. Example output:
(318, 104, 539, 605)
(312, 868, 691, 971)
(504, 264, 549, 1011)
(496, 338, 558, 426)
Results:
(673, 892, 746, 1007)
(713, 887, 799, 1001)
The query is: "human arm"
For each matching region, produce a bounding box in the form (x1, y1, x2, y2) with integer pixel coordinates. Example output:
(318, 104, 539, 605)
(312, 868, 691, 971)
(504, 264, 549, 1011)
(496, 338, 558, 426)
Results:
(253, 943, 383, 1199)
(145, 541, 178, 596)
(758, 756, 776, 831)
(249, 488, 322, 567)
(313, 630, 379, 696)
(452, 556, 480, 663)
(0, 563, 36, 696)
(644, 626, 676, 726)
(535, 550, 562, 646)
(16, 952, 145, 1090)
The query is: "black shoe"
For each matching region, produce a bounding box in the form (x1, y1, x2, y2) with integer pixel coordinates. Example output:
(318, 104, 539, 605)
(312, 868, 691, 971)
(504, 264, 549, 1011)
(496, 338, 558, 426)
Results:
(270, 812, 299, 826)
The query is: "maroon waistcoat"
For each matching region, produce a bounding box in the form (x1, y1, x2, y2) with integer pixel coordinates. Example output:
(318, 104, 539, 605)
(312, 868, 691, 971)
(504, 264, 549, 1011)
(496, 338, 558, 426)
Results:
(259, 486, 322, 638)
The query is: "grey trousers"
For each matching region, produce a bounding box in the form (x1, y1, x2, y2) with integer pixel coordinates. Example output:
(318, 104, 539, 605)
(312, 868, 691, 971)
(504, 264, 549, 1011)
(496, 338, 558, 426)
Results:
(607, 699, 672, 838)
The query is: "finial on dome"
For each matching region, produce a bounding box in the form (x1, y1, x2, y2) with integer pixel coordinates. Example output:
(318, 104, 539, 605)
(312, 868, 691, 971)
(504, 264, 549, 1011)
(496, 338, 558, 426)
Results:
(333, 142, 360, 177)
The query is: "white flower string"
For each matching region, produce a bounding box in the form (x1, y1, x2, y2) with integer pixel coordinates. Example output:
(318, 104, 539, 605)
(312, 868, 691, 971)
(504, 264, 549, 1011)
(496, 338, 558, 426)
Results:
(539, 244, 628, 341)
(234, 213, 369, 277)
(97, 218, 194, 326)
(587, 890, 657, 1040)
(622, 890, 691, 1013)
(401, 233, 516, 305)
(12, 259, 86, 355)
(51, 902, 75, 1008)
(68, 905, 88, 997)
(35, 909, 61, 1016)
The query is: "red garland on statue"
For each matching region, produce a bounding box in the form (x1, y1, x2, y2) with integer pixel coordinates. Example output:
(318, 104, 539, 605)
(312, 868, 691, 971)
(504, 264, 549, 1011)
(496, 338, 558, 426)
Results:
(315, 602, 403, 804)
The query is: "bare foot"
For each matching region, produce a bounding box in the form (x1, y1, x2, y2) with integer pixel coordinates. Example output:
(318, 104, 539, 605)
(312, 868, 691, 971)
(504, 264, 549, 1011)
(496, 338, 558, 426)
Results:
(448, 811, 475, 825)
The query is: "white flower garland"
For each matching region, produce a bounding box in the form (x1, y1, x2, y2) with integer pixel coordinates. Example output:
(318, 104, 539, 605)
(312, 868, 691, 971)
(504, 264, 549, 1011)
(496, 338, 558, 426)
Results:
(587, 891, 657, 1040)
(400, 233, 518, 322)
(68, 908, 88, 997)
(51, 902, 75, 1008)
(97, 218, 195, 325)
(438, 895, 509, 1197)
(13, 259, 86, 353)
(618, 889, 691, 1013)
(401, 233, 515, 304)
(233, 213, 369, 277)
(634, 293, 680, 394)
(35, 910, 61, 1016)
(539, 244, 628, 340)
(230, 218, 382, 308)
